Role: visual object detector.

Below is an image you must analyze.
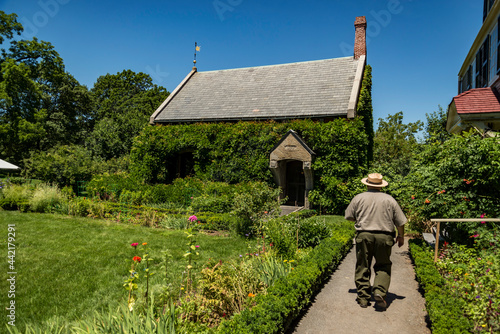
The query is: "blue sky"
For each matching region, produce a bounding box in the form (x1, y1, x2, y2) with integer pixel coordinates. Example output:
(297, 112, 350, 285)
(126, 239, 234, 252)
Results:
(2, 0, 484, 128)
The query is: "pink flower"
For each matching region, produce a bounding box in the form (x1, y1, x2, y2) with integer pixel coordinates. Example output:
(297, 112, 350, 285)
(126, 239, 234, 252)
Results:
(195, 245, 200, 248)
(131, 243, 139, 248)
(188, 215, 197, 222)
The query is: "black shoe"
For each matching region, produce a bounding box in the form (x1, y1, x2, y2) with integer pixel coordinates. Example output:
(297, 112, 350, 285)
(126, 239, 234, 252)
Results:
(374, 294, 387, 309)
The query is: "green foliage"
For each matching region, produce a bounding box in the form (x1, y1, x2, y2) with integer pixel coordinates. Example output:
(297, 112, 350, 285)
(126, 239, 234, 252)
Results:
(390, 133, 500, 240)
(217, 219, 355, 333)
(436, 241, 500, 332)
(180, 257, 265, 328)
(0, 37, 93, 165)
(0, 10, 23, 44)
(372, 111, 423, 179)
(22, 146, 131, 192)
(28, 183, 67, 213)
(425, 105, 451, 144)
(72, 298, 178, 334)
(131, 119, 369, 214)
(357, 65, 374, 163)
(0, 182, 32, 210)
(297, 216, 331, 248)
(87, 70, 169, 160)
(232, 181, 281, 235)
(409, 239, 472, 333)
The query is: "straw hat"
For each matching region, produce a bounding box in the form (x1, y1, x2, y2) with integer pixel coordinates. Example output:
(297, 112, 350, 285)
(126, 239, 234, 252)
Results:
(361, 173, 388, 188)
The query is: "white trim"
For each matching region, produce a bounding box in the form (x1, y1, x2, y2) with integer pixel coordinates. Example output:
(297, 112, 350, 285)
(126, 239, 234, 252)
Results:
(150, 68, 198, 125)
(347, 55, 366, 119)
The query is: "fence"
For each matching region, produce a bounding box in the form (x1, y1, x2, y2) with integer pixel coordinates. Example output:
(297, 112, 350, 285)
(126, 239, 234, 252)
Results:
(430, 218, 500, 262)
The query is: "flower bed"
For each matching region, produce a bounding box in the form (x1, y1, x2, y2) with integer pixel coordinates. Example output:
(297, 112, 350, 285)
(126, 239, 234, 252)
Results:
(216, 220, 354, 333)
(409, 239, 499, 333)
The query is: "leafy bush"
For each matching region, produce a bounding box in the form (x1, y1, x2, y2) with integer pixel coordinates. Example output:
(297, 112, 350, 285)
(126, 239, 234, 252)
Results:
(436, 240, 500, 332)
(180, 258, 266, 328)
(217, 219, 355, 333)
(0, 183, 33, 210)
(409, 239, 471, 333)
(22, 145, 130, 189)
(297, 216, 331, 248)
(29, 183, 67, 213)
(391, 133, 500, 239)
(232, 181, 281, 236)
(87, 172, 144, 200)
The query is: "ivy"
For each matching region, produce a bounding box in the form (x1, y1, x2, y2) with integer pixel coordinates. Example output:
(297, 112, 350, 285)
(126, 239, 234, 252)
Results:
(130, 118, 370, 214)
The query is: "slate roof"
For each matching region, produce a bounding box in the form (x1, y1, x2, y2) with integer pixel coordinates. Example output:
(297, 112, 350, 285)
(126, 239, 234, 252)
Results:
(151, 56, 363, 123)
(452, 87, 500, 114)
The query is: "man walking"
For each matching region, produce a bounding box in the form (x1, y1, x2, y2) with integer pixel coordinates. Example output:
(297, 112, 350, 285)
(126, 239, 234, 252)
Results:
(344, 173, 407, 309)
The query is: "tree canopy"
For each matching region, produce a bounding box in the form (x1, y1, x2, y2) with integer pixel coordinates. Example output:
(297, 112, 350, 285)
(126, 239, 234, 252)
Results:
(0, 10, 169, 173)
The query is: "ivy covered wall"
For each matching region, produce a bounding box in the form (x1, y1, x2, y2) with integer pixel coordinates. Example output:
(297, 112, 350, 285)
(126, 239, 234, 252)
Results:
(130, 66, 373, 214)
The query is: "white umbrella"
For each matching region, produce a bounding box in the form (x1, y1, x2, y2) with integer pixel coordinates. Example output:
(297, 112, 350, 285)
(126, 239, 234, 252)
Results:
(0, 159, 20, 170)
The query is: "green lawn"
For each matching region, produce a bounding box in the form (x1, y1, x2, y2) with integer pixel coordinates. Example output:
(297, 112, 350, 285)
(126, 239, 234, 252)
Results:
(0, 211, 254, 330)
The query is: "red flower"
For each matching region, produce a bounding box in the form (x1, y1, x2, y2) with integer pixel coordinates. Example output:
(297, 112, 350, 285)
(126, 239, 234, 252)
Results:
(425, 199, 430, 204)
(133, 256, 142, 262)
(131, 243, 139, 248)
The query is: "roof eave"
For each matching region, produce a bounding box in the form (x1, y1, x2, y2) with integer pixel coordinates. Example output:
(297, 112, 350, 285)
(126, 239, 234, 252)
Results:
(153, 114, 347, 124)
(347, 55, 366, 119)
(150, 67, 198, 125)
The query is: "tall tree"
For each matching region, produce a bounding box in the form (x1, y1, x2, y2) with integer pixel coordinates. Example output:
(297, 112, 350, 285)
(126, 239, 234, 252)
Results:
(424, 105, 451, 144)
(0, 11, 92, 165)
(87, 70, 169, 159)
(372, 112, 423, 179)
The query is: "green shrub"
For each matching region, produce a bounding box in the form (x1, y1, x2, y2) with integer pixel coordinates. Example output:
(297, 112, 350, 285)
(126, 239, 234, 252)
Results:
(391, 133, 500, 239)
(191, 194, 232, 213)
(232, 181, 281, 236)
(264, 216, 298, 259)
(29, 183, 67, 213)
(409, 239, 471, 333)
(0, 183, 33, 210)
(217, 219, 355, 333)
(297, 216, 331, 248)
(87, 172, 143, 200)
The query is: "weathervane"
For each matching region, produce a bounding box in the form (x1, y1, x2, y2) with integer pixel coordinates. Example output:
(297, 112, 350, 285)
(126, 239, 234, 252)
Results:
(193, 42, 200, 69)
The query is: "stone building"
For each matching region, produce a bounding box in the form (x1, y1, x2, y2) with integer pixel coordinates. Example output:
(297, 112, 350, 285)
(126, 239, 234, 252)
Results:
(150, 17, 368, 209)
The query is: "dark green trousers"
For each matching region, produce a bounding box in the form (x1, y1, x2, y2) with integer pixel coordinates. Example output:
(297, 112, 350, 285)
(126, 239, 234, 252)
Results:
(355, 231, 394, 302)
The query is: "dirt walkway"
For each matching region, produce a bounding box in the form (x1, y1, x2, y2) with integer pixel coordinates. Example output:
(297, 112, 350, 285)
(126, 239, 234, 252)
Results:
(290, 240, 430, 334)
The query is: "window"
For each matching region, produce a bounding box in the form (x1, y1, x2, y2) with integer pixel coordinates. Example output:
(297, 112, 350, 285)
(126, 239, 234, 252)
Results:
(484, 0, 496, 21)
(497, 16, 500, 73)
(459, 65, 473, 93)
(476, 35, 490, 88)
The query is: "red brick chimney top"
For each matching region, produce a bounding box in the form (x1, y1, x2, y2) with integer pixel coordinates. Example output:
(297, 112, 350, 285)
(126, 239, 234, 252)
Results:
(354, 16, 367, 59)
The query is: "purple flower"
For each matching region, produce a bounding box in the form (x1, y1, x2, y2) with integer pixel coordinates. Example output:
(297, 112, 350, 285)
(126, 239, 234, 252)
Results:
(476, 296, 480, 299)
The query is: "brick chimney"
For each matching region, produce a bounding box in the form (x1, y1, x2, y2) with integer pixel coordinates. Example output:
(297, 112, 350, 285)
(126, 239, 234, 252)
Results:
(354, 16, 367, 59)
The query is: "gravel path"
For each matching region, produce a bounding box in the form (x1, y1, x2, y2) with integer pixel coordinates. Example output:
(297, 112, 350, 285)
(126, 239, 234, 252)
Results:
(290, 240, 431, 334)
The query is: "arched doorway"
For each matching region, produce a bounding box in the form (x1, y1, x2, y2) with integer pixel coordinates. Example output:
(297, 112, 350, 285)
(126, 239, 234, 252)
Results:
(285, 160, 306, 206)
(269, 130, 314, 209)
